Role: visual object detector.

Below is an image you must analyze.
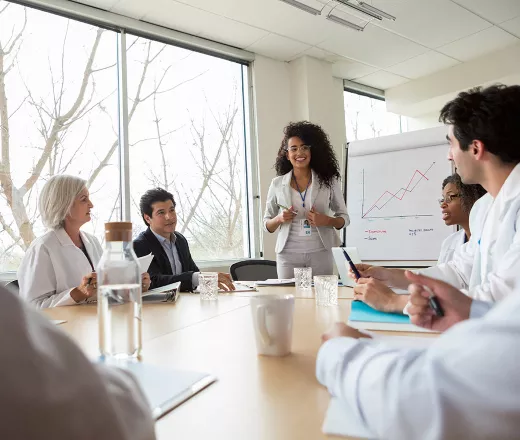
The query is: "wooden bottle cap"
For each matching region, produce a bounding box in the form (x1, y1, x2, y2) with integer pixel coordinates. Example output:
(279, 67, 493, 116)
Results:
(105, 222, 132, 242)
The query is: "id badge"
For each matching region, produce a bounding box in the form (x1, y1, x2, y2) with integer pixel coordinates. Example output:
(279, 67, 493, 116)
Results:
(299, 219, 312, 236)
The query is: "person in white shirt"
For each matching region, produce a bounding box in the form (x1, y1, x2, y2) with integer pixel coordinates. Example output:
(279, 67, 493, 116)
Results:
(263, 121, 349, 278)
(436, 173, 486, 264)
(353, 173, 485, 313)
(316, 270, 520, 440)
(0, 285, 155, 440)
(18, 175, 150, 308)
(351, 84, 520, 307)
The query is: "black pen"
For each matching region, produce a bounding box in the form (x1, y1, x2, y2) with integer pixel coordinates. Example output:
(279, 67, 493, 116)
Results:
(427, 290, 444, 317)
(342, 248, 362, 280)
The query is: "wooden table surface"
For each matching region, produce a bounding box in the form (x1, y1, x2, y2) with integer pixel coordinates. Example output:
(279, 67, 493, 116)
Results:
(43, 286, 426, 440)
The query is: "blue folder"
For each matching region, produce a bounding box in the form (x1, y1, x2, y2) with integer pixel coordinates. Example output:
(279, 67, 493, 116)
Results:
(350, 300, 411, 324)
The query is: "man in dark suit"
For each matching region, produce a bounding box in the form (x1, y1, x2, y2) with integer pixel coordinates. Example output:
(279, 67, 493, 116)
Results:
(133, 188, 234, 292)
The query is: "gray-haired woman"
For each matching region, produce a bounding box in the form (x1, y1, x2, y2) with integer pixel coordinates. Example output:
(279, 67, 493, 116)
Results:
(17, 175, 150, 308)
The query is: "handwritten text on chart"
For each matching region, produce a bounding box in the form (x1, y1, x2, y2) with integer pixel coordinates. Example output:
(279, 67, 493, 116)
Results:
(364, 230, 387, 241)
(409, 228, 434, 236)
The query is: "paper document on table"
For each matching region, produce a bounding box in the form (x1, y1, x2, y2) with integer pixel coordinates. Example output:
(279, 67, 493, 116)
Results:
(255, 278, 295, 286)
(221, 282, 257, 293)
(138, 253, 154, 274)
(322, 398, 374, 439)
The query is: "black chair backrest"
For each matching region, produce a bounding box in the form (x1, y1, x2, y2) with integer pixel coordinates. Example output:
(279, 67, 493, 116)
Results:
(230, 260, 277, 281)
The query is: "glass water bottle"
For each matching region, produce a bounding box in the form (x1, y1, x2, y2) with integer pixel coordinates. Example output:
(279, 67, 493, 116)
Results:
(97, 222, 142, 359)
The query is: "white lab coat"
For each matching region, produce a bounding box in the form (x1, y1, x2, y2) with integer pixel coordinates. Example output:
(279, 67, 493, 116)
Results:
(0, 286, 155, 439)
(316, 291, 520, 440)
(419, 163, 520, 302)
(437, 229, 466, 265)
(17, 228, 103, 308)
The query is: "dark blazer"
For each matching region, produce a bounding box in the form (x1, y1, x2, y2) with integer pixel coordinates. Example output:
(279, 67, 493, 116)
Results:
(133, 228, 199, 292)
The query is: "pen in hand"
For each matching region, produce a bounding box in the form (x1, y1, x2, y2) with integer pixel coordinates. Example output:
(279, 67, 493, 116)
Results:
(426, 288, 444, 317)
(87, 271, 96, 286)
(277, 203, 298, 215)
(342, 248, 362, 280)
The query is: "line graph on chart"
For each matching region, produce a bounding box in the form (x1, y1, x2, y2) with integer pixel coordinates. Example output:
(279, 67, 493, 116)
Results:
(361, 162, 436, 219)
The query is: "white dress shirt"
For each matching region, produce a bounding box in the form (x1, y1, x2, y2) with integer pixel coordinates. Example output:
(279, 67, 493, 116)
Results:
(437, 229, 466, 265)
(151, 229, 199, 287)
(17, 228, 103, 308)
(317, 291, 520, 440)
(0, 286, 155, 440)
(419, 163, 520, 302)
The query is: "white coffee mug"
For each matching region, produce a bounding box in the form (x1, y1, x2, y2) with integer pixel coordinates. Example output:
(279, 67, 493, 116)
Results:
(250, 294, 295, 356)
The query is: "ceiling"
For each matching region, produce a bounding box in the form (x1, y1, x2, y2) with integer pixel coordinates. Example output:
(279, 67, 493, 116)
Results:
(72, 0, 520, 90)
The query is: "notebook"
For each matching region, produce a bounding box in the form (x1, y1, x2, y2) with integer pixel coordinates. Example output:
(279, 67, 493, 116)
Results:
(142, 282, 180, 303)
(103, 361, 216, 420)
(255, 278, 295, 286)
(348, 300, 436, 333)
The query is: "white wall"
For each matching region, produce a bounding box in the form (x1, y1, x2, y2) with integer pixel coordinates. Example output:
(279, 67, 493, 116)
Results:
(252, 55, 346, 260)
(252, 56, 291, 260)
(406, 112, 442, 131)
(386, 43, 520, 119)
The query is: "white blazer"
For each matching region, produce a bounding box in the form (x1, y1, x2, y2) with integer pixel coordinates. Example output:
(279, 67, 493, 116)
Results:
(437, 229, 466, 265)
(263, 170, 350, 254)
(17, 228, 103, 308)
(420, 163, 520, 302)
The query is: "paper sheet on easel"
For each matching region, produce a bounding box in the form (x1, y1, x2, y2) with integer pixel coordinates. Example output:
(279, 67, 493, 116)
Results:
(138, 253, 154, 274)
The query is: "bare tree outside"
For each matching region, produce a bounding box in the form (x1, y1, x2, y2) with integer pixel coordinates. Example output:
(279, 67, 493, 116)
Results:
(344, 90, 405, 142)
(0, 2, 249, 272)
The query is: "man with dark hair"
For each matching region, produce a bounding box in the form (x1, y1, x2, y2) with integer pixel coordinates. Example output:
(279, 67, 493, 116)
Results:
(133, 188, 234, 292)
(315, 84, 520, 439)
(351, 84, 520, 312)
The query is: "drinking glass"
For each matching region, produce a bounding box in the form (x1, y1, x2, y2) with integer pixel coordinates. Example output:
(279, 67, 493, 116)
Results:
(199, 272, 218, 301)
(314, 275, 338, 306)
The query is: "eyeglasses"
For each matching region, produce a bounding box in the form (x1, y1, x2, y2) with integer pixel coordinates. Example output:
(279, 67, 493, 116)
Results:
(438, 194, 460, 205)
(286, 145, 311, 153)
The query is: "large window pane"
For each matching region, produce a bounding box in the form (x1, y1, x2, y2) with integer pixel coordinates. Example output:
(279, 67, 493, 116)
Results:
(0, 2, 119, 272)
(126, 36, 249, 261)
(344, 90, 406, 141)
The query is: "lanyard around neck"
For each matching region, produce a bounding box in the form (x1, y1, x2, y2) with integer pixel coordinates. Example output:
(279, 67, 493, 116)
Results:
(292, 173, 311, 208)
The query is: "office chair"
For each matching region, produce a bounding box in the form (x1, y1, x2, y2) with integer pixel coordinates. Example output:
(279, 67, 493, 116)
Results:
(229, 260, 277, 281)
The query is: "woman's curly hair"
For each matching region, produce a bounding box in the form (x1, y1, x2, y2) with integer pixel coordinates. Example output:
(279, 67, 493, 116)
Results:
(442, 173, 486, 213)
(274, 121, 340, 188)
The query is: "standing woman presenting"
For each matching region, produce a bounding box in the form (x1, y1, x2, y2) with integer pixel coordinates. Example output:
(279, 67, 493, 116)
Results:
(263, 121, 349, 278)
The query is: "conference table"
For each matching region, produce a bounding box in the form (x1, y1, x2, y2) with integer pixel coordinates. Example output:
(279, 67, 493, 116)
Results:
(43, 286, 433, 440)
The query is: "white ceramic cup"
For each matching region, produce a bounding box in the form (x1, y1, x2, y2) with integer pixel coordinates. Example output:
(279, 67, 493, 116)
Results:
(250, 294, 295, 356)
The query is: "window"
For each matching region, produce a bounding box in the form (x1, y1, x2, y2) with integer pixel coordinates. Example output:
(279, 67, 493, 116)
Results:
(0, 3, 119, 272)
(0, 1, 252, 273)
(126, 36, 250, 261)
(344, 90, 407, 142)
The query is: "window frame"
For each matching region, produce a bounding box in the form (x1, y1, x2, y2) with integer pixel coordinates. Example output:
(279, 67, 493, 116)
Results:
(1, 0, 260, 273)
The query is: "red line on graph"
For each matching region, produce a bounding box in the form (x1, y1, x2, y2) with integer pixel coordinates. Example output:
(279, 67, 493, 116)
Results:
(362, 163, 434, 218)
